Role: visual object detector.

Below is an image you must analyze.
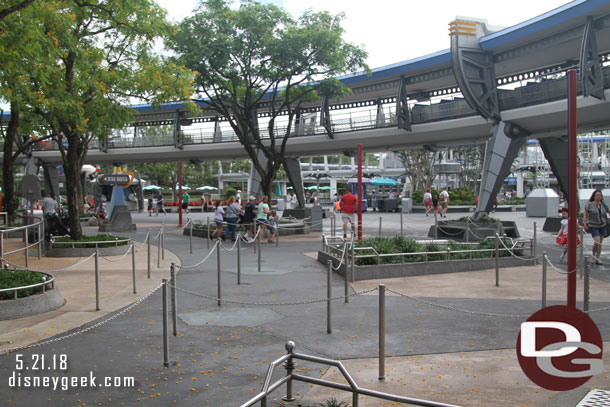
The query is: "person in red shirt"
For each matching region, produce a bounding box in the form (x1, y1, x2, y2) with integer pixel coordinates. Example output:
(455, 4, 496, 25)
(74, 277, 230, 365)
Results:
(340, 191, 358, 239)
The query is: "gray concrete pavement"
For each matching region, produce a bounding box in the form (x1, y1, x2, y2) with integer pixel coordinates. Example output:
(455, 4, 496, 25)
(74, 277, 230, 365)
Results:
(0, 209, 608, 406)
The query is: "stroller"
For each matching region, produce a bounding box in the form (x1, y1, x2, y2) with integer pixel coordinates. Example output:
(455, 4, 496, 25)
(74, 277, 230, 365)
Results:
(44, 210, 70, 240)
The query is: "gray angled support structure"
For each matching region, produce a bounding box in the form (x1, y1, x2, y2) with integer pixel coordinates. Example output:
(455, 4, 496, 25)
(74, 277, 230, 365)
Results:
(396, 76, 411, 131)
(42, 165, 59, 196)
(282, 157, 305, 207)
(213, 119, 222, 143)
(376, 98, 385, 127)
(538, 137, 572, 207)
(248, 149, 267, 199)
(580, 16, 605, 100)
(320, 96, 333, 139)
(475, 122, 529, 217)
(450, 19, 500, 122)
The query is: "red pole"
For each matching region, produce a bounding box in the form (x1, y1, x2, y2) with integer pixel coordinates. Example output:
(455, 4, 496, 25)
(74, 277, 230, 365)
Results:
(358, 144, 363, 241)
(178, 161, 183, 227)
(567, 69, 577, 309)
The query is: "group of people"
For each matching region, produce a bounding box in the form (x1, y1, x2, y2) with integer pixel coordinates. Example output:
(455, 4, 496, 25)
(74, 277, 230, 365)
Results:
(423, 188, 450, 217)
(211, 195, 277, 244)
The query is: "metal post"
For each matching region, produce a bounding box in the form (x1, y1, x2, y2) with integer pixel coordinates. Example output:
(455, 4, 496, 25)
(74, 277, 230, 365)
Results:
(170, 263, 177, 336)
(147, 228, 151, 278)
(157, 230, 161, 268)
(378, 216, 382, 238)
(344, 246, 349, 304)
(161, 230, 165, 260)
(400, 211, 403, 237)
(257, 236, 261, 273)
(495, 233, 500, 287)
(207, 217, 210, 250)
(567, 69, 577, 309)
(276, 223, 279, 248)
(584, 256, 590, 312)
(162, 279, 169, 367)
(533, 221, 537, 265)
(322, 234, 326, 252)
(434, 210, 438, 240)
(131, 242, 137, 294)
(327, 260, 332, 334)
(40, 221, 45, 258)
(237, 233, 241, 285)
(95, 250, 100, 311)
(0, 232, 3, 268)
(189, 220, 193, 254)
(579, 227, 584, 279)
(465, 218, 470, 243)
(37, 223, 42, 259)
(542, 251, 547, 308)
(351, 241, 355, 282)
(216, 242, 222, 306)
(378, 284, 385, 381)
(282, 343, 296, 402)
(24, 227, 29, 268)
(331, 214, 335, 238)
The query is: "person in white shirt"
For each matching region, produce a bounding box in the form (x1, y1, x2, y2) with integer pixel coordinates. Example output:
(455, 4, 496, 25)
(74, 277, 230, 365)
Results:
(423, 188, 432, 216)
(42, 192, 58, 217)
(236, 190, 242, 205)
(439, 189, 450, 218)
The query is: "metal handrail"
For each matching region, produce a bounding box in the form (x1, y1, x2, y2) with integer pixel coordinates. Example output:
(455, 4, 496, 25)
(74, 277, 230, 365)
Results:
(0, 215, 44, 233)
(0, 270, 54, 299)
(241, 342, 460, 407)
(50, 237, 131, 248)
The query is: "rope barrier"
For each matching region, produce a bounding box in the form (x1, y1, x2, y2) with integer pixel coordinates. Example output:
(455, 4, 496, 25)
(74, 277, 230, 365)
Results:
(497, 237, 540, 262)
(98, 244, 133, 262)
(132, 230, 151, 248)
(385, 287, 529, 319)
(169, 283, 377, 307)
(0, 283, 163, 355)
(176, 240, 220, 270)
(0, 253, 96, 274)
(220, 237, 240, 252)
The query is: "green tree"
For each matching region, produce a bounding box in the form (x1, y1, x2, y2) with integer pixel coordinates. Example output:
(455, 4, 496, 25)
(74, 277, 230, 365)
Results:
(172, 0, 367, 198)
(7, 0, 193, 239)
(397, 149, 438, 196)
(0, 0, 35, 21)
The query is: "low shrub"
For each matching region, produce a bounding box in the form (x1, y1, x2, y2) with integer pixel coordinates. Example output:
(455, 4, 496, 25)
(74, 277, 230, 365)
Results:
(0, 269, 48, 300)
(53, 234, 129, 248)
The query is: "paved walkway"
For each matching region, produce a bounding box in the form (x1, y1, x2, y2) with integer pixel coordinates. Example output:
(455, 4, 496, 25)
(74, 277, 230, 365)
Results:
(0, 211, 608, 407)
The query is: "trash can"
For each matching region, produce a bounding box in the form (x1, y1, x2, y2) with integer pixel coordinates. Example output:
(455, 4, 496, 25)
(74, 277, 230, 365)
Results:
(401, 198, 412, 213)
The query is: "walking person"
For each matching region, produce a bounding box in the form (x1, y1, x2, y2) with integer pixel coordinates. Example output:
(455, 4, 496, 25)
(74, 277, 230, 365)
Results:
(147, 195, 153, 216)
(267, 210, 277, 244)
(182, 190, 190, 214)
(212, 202, 225, 240)
(340, 190, 358, 239)
(439, 188, 450, 218)
(423, 188, 432, 216)
(583, 189, 610, 265)
(223, 195, 241, 242)
(201, 194, 207, 213)
(156, 191, 166, 216)
(242, 196, 257, 242)
(256, 195, 273, 243)
(432, 194, 439, 216)
(556, 208, 581, 263)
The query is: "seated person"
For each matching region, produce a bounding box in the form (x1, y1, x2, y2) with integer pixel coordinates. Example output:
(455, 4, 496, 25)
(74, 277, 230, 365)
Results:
(96, 203, 107, 225)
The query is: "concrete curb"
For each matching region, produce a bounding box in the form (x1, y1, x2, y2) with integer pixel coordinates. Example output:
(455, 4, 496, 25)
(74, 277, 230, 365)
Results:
(0, 288, 64, 320)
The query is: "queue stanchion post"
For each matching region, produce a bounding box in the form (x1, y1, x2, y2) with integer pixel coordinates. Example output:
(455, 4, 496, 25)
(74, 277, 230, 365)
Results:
(378, 216, 382, 238)
(257, 235, 261, 273)
(237, 233, 241, 285)
(0, 232, 3, 268)
(584, 256, 590, 312)
(579, 227, 584, 279)
(95, 249, 100, 311)
(400, 211, 403, 237)
(217, 240, 222, 307)
(37, 223, 42, 259)
(157, 229, 161, 268)
(434, 210, 438, 240)
(542, 251, 547, 308)
(24, 227, 29, 268)
(161, 229, 165, 260)
(147, 228, 151, 278)
(378, 284, 385, 381)
(162, 279, 169, 367)
(465, 218, 470, 243)
(344, 245, 349, 304)
(495, 233, 500, 286)
(276, 222, 279, 248)
(131, 242, 137, 294)
(327, 260, 332, 334)
(170, 263, 178, 336)
(533, 221, 537, 265)
(351, 240, 355, 282)
(207, 217, 210, 250)
(189, 220, 193, 254)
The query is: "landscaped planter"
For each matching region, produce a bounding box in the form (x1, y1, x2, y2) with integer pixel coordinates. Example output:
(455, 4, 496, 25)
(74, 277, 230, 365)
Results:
(318, 250, 534, 281)
(0, 288, 64, 320)
(0, 270, 64, 320)
(46, 236, 131, 257)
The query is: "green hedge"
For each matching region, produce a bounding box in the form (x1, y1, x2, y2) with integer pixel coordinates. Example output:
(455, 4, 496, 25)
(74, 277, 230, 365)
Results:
(53, 234, 129, 248)
(0, 269, 48, 300)
(354, 235, 518, 265)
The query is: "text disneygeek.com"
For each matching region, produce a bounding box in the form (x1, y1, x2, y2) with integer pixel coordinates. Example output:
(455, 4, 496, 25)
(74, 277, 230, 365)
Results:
(8, 353, 134, 390)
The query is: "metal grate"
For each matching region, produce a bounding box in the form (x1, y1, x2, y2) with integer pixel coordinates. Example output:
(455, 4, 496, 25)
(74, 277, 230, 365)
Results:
(576, 389, 610, 407)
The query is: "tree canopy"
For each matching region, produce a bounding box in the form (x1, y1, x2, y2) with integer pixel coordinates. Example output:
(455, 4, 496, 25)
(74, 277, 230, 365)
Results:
(0, 0, 194, 238)
(172, 0, 368, 198)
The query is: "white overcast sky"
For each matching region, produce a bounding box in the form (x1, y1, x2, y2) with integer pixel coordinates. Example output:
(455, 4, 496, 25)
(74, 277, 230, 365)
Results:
(155, 0, 571, 70)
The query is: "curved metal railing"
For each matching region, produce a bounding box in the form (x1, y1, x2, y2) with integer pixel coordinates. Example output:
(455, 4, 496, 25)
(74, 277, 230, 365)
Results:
(0, 270, 54, 300)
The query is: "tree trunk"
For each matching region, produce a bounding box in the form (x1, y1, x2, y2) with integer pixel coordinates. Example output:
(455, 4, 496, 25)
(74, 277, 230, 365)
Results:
(1, 104, 19, 223)
(63, 141, 83, 240)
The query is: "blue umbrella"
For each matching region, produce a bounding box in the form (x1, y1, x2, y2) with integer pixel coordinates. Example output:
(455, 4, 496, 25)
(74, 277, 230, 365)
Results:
(143, 185, 162, 191)
(370, 177, 400, 186)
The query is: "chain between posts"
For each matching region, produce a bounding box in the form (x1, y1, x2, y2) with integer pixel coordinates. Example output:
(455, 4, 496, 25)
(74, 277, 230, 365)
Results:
(0, 253, 96, 274)
(0, 283, 163, 355)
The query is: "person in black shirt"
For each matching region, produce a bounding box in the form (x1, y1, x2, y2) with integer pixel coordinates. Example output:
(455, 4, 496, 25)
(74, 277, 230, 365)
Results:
(242, 196, 257, 242)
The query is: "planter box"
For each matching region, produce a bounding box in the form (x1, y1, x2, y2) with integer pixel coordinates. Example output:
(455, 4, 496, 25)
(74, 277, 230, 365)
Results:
(0, 287, 64, 320)
(318, 250, 534, 282)
(46, 243, 130, 258)
(428, 220, 520, 241)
